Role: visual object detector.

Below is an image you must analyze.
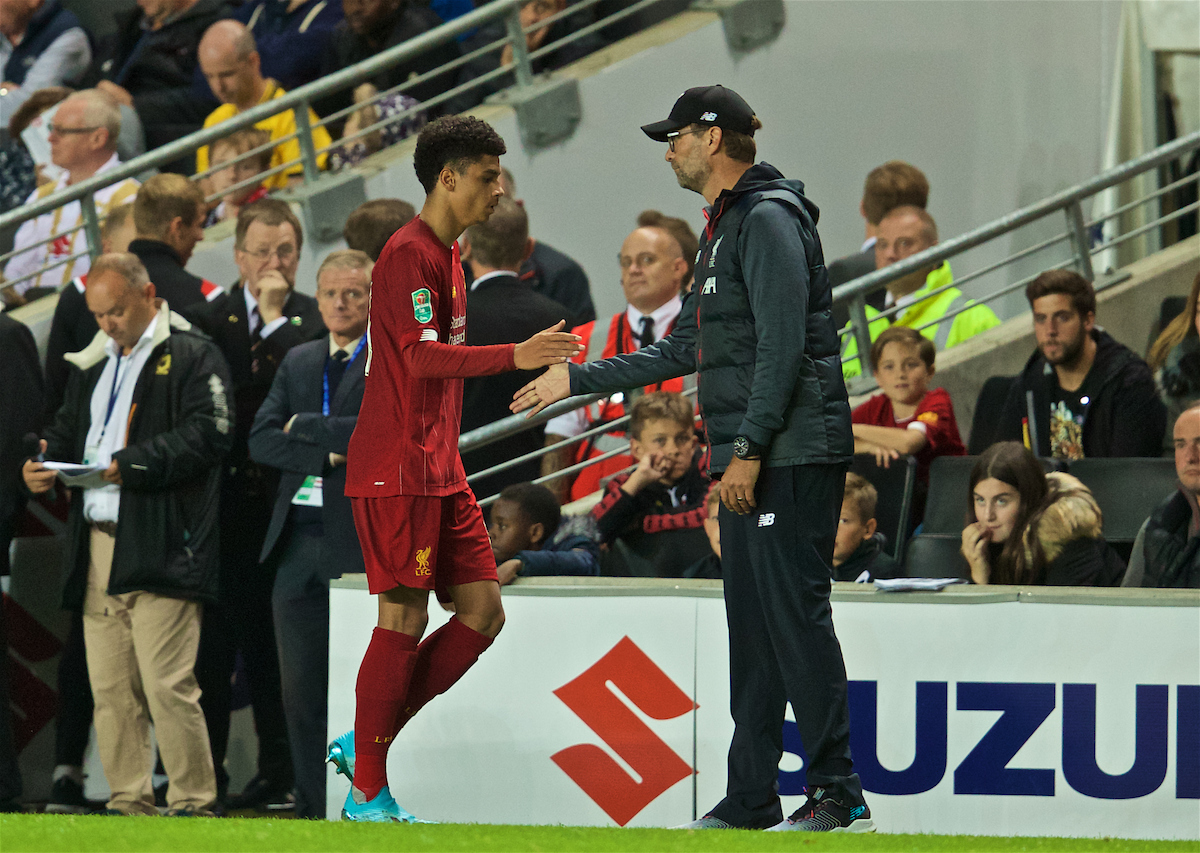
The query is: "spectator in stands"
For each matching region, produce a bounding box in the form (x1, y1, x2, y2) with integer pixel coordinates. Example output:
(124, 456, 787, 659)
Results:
(841, 205, 1000, 379)
(342, 197, 415, 261)
(84, 0, 232, 172)
(22, 253, 232, 816)
(202, 127, 272, 226)
(129, 173, 222, 310)
(327, 81, 424, 172)
(993, 269, 1166, 460)
(233, 0, 343, 92)
(1148, 270, 1200, 444)
(184, 198, 323, 809)
(0, 0, 90, 125)
(315, 0, 458, 132)
(1122, 404, 1200, 588)
(44, 203, 136, 420)
(1, 85, 69, 214)
(488, 482, 600, 585)
(832, 473, 899, 582)
(961, 441, 1125, 586)
(828, 161, 929, 290)
(542, 210, 694, 502)
(589, 391, 709, 577)
(2, 89, 139, 306)
(459, 197, 570, 499)
(452, 0, 607, 111)
(247, 249, 371, 820)
(195, 20, 332, 190)
(852, 325, 965, 523)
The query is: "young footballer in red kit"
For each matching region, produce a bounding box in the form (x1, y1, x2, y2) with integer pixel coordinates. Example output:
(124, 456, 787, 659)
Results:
(326, 116, 582, 823)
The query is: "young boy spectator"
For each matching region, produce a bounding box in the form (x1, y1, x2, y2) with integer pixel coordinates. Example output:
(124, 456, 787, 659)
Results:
(832, 473, 900, 582)
(202, 127, 271, 225)
(589, 391, 709, 576)
(488, 482, 601, 585)
(852, 326, 966, 488)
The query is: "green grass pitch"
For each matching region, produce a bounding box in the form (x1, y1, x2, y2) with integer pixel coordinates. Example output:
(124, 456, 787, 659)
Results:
(1, 815, 1196, 853)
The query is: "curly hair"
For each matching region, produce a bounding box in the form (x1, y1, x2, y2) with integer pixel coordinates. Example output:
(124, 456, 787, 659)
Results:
(413, 116, 507, 193)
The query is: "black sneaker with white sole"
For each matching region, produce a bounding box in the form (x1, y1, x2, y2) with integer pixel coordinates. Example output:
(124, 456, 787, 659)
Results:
(44, 777, 92, 814)
(766, 787, 875, 833)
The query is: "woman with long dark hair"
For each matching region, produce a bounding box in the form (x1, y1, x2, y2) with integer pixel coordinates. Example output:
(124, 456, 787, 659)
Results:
(961, 442, 1125, 586)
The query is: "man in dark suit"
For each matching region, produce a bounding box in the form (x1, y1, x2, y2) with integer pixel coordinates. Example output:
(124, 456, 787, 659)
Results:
(828, 161, 928, 327)
(0, 313, 44, 811)
(248, 250, 370, 819)
(183, 199, 324, 809)
(459, 197, 570, 500)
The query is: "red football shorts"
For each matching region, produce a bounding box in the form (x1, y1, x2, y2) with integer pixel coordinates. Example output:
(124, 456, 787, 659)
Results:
(351, 491, 498, 601)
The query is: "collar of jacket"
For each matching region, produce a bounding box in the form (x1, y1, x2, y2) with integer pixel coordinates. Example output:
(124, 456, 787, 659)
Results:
(1024, 327, 1136, 392)
(892, 261, 956, 324)
(64, 301, 192, 370)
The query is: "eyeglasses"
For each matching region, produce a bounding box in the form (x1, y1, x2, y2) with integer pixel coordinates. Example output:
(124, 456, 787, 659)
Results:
(239, 245, 297, 262)
(666, 128, 708, 152)
(48, 124, 100, 136)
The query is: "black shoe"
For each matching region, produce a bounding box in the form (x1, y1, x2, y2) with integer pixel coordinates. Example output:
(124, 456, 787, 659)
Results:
(765, 787, 876, 833)
(154, 781, 168, 808)
(45, 777, 90, 814)
(0, 799, 24, 813)
(165, 806, 216, 817)
(225, 775, 291, 810)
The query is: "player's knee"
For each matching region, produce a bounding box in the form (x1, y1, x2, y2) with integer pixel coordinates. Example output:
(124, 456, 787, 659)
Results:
(460, 600, 504, 639)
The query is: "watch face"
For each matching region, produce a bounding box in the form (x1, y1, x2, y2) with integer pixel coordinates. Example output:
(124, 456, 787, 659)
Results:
(733, 436, 749, 457)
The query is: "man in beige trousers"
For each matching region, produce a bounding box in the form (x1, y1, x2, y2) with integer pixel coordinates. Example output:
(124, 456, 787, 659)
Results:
(23, 253, 233, 815)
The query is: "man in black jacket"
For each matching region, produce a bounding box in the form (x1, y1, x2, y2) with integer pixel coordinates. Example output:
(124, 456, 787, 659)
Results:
(247, 249, 370, 819)
(84, 0, 233, 172)
(994, 269, 1165, 460)
(183, 198, 323, 808)
(22, 253, 232, 816)
(0, 314, 43, 812)
(1124, 404, 1200, 588)
(513, 86, 872, 833)
(459, 197, 569, 499)
(129, 173, 221, 310)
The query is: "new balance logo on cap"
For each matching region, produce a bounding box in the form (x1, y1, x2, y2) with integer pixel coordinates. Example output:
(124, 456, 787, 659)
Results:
(701, 111, 717, 121)
(758, 513, 775, 527)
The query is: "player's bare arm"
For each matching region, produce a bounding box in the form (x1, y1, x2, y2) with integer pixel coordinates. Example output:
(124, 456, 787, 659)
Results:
(511, 362, 571, 416)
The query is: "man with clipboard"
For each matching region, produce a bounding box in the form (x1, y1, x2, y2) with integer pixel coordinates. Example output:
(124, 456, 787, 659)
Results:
(247, 249, 371, 820)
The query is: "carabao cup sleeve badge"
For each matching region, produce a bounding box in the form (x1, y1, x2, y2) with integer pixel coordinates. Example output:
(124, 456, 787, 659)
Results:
(412, 288, 433, 323)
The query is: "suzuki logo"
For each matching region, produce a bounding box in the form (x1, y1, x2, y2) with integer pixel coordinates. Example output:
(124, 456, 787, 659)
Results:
(551, 637, 696, 825)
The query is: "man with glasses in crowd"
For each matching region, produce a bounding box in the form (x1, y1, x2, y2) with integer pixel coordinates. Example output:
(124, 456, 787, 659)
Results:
(184, 198, 324, 811)
(2, 89, 139, 306)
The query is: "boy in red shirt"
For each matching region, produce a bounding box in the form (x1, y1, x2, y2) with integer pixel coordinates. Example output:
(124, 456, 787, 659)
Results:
(327, 116, 582, 823)
(851, 325, 966, 490)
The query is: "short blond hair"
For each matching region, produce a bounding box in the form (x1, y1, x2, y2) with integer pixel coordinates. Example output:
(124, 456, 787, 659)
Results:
(843, 472, 877, 523)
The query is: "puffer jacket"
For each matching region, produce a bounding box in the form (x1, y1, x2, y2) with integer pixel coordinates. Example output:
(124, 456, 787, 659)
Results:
(570, 162, 852, 473)
(44, 307, 233, 610)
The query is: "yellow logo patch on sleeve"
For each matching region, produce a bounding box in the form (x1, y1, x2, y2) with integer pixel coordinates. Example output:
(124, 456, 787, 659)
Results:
(916, 411, 938, 425)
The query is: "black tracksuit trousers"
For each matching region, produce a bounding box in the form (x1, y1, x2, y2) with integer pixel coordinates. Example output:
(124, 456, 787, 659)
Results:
(709, 462, 864, 828)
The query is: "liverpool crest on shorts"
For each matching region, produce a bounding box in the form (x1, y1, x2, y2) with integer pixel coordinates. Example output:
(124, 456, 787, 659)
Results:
(412, 288, 433, 323)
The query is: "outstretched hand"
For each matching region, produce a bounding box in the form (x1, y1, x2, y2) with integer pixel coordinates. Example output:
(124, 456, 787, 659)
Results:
(512, 320, 583, 370)
(511, 363, 570, 418)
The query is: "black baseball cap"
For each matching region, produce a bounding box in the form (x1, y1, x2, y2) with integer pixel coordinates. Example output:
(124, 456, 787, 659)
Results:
(641, 85, 757, 142)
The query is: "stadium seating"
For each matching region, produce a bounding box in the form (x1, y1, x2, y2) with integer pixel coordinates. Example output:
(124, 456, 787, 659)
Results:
(903, 534, 969, 580)
(1068, 457, 1177, 561)
(967, 375, 1016, 455)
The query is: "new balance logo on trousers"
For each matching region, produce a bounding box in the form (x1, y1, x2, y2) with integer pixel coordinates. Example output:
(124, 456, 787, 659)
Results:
(757, 513, 775, 527)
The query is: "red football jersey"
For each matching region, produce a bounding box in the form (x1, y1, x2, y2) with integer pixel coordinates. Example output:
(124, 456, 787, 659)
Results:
(347, 218, 514, 497)
(852, 386, 966, 485)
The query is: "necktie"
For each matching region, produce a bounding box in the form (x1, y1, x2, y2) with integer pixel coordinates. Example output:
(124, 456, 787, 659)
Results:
(638, 316, 655, 349)
(327, 349, 349, 400)
(250, 305, 262, 341)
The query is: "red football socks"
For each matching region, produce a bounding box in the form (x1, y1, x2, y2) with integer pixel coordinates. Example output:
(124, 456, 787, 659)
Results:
(392, 616, 494, 735)
(353, 627, 419, 801)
